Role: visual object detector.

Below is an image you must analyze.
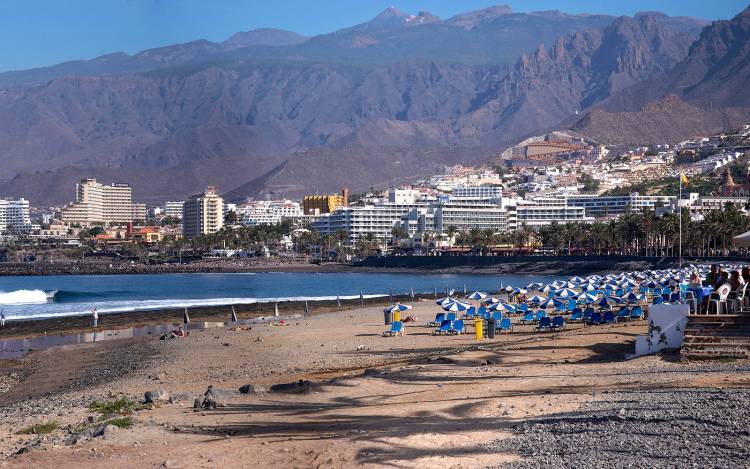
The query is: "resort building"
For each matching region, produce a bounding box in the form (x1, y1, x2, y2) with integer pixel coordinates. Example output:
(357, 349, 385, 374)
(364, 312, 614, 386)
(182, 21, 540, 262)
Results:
(164, 201, 185, 219)
(131, 203, 147, 222)
(554, 194, 675, 218)
(303, 187, 349, 215)
(0, 198, 32, 234)
(60, 179, 134, 226)
(451, 185, 503, 202)
(182, 186, 224, 238)
(513, 199, 593, 228)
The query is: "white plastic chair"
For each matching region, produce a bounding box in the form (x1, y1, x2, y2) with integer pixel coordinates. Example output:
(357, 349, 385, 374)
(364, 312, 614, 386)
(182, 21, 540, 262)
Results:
(707, 284, 731, 315)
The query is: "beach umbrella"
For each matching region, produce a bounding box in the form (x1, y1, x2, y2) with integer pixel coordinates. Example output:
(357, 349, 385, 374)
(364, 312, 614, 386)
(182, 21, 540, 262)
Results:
(443, 301, 470, 312)
(581, 293, 599, 304)
(183, 307, 190, 325)
(551, 280, 566, 289)
(489, 302, 516, 313)
(584, 284, 599, 292)
(526, 282, 544, 291)
(597, 296, 622, 307)
(231, 305, 238, 322)
(539, 298, 565, 309)
(512, 287, 528, 295)
(466, 291, 488, 301)
(504, 285, 514, 293)
(275, 302, 280, 317)
(336, 296, 341, 309)
(621, 292, 644, 303)
(569, 276, 585, 285)
(384, 303, 413, 313)
(436, 297, 453, 307)
(555, 288, 579, 299)
(527, 295, 546, 305)
(304, 301, 310, 317)
(485, 296, 502, 304)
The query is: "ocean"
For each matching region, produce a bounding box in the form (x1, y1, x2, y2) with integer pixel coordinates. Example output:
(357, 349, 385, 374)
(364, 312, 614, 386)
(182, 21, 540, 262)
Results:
(0, 272, 559, 320)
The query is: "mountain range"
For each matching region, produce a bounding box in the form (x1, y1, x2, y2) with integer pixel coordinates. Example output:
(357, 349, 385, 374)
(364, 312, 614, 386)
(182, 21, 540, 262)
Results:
(0, 4, 747, 205)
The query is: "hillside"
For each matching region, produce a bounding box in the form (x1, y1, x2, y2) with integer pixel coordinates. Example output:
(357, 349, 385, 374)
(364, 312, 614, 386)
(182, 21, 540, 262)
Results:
(0, 6, 711, 204)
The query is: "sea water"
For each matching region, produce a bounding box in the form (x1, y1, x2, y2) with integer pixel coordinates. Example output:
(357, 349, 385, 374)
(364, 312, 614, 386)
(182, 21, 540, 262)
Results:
(0, 272, 559, 320)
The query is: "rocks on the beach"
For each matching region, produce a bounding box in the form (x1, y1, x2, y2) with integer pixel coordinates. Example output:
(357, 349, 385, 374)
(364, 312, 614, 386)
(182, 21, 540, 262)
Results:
(197, 385, 226, 409)
(238, 384, 261, 394)
(270, 379, 312, 395)
(144, 389, 170, 404)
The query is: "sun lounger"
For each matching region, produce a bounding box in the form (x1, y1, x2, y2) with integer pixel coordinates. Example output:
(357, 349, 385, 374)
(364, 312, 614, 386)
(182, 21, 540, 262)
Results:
(428, 313, 445, 327)
(433, 319, 453, 335)
(602, 310, 615, 324)
(534, 311, 546, 323)
(586, 311, 602, 326)
(551, 315, 565, 330)
(498, 318, 512, 334)
(449, 319, 465, 335)
(616, 307, 631, 322)
(520, 312, 534, 324)
(570, 309, 583, 322)
(383, 321, 404, 337)
(446, 312, 457, 322)
(535, 316, 552, 332)
(630, 306, 644, 320)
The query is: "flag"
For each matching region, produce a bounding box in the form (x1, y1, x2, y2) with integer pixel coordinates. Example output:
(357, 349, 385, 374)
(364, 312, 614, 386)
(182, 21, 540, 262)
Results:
(680, 173, 689, 188)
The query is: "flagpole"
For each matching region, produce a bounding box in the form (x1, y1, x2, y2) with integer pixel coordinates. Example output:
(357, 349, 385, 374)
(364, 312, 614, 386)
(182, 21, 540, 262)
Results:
(678, 174, 682, 269)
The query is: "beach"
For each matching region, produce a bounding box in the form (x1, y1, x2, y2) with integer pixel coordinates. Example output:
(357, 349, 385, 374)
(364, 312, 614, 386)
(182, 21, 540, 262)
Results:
(0, 300, 748, 468)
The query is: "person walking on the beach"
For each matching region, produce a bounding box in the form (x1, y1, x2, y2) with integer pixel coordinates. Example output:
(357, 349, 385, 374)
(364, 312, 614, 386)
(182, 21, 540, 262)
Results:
(91, 307, 98, 328)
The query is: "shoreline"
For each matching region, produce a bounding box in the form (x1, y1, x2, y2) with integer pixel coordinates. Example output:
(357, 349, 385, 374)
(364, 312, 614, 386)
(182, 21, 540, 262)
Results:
(0, 257, 702, 277)
(0, 294, 405, 341)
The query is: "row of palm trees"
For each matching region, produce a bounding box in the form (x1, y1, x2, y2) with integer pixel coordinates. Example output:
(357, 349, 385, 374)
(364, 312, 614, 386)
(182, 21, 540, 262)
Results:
(442, 205, 750, 257)
(129, 204, 750, 260)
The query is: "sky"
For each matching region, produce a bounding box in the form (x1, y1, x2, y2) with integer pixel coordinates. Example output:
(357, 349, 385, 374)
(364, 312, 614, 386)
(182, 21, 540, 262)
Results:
(0, 0, 746, 73)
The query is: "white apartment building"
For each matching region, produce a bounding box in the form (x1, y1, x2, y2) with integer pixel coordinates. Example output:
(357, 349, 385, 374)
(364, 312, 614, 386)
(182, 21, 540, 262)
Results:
(238, 200, 303, 226)
(312, 201, 429, 244)
(182, 186, 224, 238)
(131, 203, 147, 222)
(0, 198, 32, 234)
(451, 185, 503, 202)
(165, 201, 185, 219)
(60, 179, 133, 225)
(513, 199, 593, 228)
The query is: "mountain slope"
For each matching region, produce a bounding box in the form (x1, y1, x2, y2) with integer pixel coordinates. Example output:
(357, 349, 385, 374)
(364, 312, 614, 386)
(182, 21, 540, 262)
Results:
(0, 6, 710, 204)
(573, 5, 750, 142)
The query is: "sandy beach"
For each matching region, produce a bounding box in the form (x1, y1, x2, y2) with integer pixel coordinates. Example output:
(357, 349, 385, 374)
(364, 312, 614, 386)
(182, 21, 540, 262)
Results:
(0, 300, 748, 468)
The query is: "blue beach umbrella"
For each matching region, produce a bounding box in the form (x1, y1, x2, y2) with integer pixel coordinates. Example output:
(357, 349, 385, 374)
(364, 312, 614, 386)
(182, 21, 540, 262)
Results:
(489, 302, 516, 313)
(384, 303, 413, 313)
(527, 295, 546, 305)
(466, 291, 488, 301)
(444, 301, 470, 312)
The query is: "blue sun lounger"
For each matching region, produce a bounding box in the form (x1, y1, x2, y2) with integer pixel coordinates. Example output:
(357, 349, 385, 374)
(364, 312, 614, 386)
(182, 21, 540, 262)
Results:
(630, 306, 644, 320)
(433, 319, 453, 335)
(428, 313, 445, 327)
(498, 317, 513, 334)
(616, 307, 631, 322)
(551, 315, 565, 330)
(449, 319, 465, 335)
(383, 321, 404, 337)
(535, 316, 552, 332)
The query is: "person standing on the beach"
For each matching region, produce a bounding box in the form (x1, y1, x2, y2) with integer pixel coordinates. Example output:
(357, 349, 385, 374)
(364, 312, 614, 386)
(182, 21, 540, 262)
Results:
(0, 310, 5, 327)
(91, 307, 98, 328)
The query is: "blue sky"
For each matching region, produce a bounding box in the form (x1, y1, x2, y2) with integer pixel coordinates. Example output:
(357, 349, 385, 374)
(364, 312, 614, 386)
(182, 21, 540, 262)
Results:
(0, 0, 746, 72)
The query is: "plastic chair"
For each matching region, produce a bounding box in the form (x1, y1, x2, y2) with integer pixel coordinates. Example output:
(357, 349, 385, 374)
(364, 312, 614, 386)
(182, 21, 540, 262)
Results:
(498, 318, 513, 334)
(708, 284, 731, 315)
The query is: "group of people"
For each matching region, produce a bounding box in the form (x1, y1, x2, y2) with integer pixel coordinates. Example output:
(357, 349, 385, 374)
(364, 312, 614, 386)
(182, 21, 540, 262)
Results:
(703, 265, 750, 291)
